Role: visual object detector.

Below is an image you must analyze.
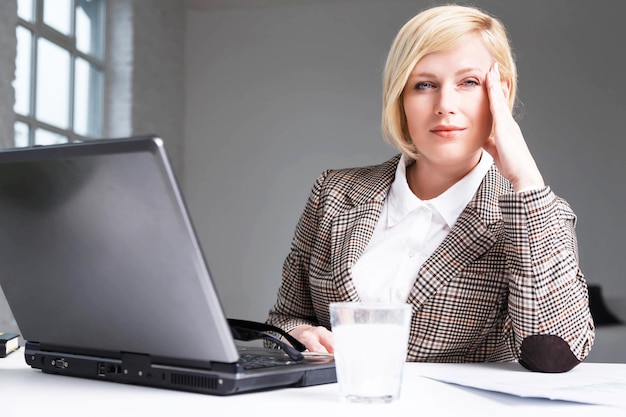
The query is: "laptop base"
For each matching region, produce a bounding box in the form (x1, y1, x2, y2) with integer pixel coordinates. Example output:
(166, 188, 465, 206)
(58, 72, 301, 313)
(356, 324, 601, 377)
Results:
(25, 342, 336, 396)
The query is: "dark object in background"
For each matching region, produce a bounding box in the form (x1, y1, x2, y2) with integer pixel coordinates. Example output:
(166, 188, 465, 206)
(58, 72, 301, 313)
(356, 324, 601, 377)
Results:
(587, 285, 623, 326)
(0, 332, 19, 357)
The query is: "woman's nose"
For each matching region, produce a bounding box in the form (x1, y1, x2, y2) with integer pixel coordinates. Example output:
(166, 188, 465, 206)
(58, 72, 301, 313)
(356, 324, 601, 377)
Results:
(435, 86, 457, 115)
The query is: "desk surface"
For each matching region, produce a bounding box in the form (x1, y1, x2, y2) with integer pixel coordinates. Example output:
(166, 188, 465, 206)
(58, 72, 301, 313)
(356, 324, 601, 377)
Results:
(1, 349, 624, 417)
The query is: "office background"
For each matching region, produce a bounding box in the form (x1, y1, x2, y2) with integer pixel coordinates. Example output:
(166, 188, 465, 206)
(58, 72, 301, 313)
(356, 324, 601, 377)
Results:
(0, 0, 624, 333)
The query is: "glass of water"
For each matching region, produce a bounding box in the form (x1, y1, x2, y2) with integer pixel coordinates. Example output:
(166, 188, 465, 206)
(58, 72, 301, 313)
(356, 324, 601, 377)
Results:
(329, 302, 412, 403)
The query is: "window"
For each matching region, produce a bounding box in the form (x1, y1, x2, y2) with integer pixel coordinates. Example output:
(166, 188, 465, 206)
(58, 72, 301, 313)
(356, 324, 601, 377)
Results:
(14, 0, 106, 147)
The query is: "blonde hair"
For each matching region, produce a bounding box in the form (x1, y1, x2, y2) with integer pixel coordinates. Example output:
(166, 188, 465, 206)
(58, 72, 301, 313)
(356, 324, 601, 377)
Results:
(381, 5, 517, 159)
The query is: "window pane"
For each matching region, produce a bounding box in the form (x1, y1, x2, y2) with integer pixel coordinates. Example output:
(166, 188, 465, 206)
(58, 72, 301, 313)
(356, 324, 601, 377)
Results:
(74, 57, 103, 137)
(17, 0, 35, 22)
(14, 121, 30, 148)
(76, 0, 104, 59)
(43, 0, 73, 36)
(36, 38, 70, 129)
(14, 26, 33, 116)
(35, 129, 68, 146)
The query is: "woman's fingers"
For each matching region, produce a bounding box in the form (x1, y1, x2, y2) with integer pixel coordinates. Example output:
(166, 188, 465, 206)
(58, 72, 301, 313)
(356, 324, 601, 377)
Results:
(485, 63, 544, 191)
(289, 325, 334, 354)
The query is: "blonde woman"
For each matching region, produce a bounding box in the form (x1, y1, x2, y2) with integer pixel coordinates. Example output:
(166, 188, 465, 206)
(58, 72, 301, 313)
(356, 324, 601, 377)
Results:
(266, 4, 594, 372)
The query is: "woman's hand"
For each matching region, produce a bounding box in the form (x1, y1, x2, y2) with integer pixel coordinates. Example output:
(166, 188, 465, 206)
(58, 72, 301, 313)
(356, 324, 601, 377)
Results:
(484, 63, 544, 192)
(289, 325, 334, 354)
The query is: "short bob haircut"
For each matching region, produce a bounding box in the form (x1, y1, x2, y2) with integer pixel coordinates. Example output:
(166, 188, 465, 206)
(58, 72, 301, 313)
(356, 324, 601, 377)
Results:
(381, 5, 517, 159)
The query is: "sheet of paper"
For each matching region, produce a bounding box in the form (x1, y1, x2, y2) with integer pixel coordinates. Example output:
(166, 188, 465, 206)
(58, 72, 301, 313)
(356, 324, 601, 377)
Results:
(417, 362, 626, 409)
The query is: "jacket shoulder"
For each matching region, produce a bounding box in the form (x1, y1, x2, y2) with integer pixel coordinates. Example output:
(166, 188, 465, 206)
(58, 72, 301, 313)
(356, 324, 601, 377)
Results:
(318, 154, 400, 203)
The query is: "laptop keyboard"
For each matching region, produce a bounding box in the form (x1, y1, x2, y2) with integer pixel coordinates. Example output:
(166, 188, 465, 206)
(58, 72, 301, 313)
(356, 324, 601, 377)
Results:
(238, 353, 298, 370)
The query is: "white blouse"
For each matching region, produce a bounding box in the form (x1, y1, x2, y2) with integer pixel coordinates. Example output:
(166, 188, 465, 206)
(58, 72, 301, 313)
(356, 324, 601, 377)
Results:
(351, 151, 494, 303)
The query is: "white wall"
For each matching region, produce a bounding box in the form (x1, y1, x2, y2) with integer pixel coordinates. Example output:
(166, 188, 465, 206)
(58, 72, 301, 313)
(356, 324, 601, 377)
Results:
(183, 0, 626, 322)
(107, 0, 186, 177)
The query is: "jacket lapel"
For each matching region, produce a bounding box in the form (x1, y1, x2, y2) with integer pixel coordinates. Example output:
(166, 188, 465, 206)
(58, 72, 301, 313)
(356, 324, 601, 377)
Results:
(329, 156, 399, 301)
(330, 201, 384, 301)
(407, 206, 496, 307)
(407, 165, 508, 308)
(326, 158, 509, 307)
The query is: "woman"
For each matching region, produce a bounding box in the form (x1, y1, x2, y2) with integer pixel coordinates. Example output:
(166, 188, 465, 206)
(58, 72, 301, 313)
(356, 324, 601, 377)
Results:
(266, 4, 594, 372)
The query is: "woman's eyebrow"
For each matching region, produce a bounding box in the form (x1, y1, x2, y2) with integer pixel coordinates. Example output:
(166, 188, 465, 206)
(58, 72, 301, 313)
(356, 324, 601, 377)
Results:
(408, 67, 484, 79)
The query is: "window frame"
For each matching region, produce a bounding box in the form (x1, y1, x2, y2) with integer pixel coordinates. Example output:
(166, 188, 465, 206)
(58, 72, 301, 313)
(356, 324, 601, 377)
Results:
(15, 0, 106, 147)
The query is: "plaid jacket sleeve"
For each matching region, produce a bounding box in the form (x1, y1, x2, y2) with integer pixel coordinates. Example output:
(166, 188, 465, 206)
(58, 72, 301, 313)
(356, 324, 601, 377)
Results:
(266, 168, 337, 333)
(500, 186, 595, 365)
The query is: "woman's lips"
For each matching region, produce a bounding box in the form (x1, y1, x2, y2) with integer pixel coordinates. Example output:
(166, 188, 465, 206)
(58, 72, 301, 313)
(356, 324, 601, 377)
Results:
(430, 125, 465, 138)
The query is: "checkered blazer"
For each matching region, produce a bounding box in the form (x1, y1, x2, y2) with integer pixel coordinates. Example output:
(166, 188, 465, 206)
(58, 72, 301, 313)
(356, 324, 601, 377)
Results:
(267, 155, 595, 363)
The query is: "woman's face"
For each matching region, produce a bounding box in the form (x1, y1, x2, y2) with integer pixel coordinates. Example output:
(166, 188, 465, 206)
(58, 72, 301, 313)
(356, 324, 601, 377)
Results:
(403, 35, 500, 171)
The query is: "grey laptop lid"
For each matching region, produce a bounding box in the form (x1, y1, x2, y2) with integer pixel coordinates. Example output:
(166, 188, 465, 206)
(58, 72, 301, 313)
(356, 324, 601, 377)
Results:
(0, 136, 239, 364)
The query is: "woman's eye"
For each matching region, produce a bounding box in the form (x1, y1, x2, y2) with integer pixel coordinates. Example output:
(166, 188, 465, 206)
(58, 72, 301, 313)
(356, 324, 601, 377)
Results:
(461, 79, 479, 87)
(414, 82, 434, 90)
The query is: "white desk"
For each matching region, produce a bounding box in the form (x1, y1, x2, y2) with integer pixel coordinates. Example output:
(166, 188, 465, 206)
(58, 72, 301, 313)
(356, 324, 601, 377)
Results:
(1, 349, 624, 417)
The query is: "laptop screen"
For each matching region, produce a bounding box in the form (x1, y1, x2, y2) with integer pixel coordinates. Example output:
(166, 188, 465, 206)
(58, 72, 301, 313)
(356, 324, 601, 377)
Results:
(0, 136, 239, 364)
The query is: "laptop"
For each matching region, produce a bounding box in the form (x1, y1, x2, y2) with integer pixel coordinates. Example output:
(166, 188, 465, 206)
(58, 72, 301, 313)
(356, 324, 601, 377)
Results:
(0, 135, 335, 395)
